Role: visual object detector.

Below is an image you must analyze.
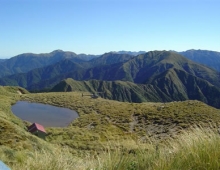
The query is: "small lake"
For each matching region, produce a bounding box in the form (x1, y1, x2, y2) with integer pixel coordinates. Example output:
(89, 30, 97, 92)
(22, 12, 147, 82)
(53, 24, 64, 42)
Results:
(11, 101, 79, 127)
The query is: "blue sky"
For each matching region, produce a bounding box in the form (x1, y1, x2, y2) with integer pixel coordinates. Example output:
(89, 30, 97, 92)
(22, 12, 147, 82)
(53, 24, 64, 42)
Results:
(0, 0, 219, 58)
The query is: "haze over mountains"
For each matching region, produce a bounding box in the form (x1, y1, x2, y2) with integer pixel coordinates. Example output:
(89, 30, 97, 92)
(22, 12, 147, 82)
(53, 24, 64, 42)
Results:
(0, 49, 220, 108)
(179, 50, 220, 71)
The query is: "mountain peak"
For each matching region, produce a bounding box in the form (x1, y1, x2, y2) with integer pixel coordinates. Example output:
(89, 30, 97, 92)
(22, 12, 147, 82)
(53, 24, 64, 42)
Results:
(110, 51, 147, 56)
(50, 50, 64, 53)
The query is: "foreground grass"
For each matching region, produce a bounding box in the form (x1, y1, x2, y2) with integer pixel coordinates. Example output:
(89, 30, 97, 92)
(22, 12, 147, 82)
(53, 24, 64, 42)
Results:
(88, 127, 220, 170)
(3, 126, 220, 170)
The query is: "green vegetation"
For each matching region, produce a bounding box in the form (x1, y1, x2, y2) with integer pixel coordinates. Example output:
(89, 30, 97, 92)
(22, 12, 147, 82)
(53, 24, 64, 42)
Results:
(51, 74, 220, 108)
(21, 92, 220, 153)
(1, 88, 220, 169)
(3, 50, 220, 108)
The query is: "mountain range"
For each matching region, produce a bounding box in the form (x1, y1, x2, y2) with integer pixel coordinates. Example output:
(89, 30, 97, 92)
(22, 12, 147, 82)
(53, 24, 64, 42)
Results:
(0, 49, 220, 108)
(0, 50, 99, 78)
(179, 50, 220, 71)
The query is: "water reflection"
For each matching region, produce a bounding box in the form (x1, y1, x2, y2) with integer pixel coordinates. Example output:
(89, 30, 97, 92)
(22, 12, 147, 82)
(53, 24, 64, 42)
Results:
(11, 101, 79, 127)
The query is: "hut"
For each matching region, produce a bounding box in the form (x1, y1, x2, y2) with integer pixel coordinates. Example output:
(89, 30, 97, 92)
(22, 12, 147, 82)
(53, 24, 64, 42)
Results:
(28, 123, 46, 139)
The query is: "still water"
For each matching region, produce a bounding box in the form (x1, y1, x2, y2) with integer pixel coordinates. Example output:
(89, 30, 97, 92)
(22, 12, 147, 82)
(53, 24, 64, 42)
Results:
(11, 101, 79, 127)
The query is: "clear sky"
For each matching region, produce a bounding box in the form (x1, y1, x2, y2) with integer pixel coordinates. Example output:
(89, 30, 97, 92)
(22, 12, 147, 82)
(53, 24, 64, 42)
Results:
(0, 0, 219, 58)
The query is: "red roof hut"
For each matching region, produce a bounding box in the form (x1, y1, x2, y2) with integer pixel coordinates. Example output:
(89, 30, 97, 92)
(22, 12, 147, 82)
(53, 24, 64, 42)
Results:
(28, 123, 46, 139)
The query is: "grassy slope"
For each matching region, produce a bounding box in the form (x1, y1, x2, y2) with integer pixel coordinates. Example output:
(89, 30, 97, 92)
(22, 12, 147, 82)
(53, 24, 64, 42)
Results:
(0, 86, 54, 167)
(2, 89, 220, 169)
(21, 92, 220, 153)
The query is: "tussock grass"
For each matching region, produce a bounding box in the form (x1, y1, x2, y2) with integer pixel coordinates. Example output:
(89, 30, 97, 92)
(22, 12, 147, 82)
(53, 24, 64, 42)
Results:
(2, 126, 220, 170)
(87, 126, 220, 170)
(8, 147, 88, 170)
(159, 126, 220, 170)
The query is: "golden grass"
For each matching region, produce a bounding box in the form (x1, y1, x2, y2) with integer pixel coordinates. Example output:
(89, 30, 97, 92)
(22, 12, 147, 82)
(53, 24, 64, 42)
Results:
(2, 126, 220, 170)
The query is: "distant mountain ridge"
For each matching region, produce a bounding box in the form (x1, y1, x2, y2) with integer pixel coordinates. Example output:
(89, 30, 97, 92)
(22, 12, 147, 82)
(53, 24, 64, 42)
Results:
(111, 51, 147, 56)
(0, 59, 84, 89)
(1, 50, 219, 87)
(179, 49, 220, 71)
(0, 50, 99, 77)
(80, 51, 220, 87)
(1, 49, 220, 108)
(1, 49, 219, 78)
(0, 52, 134, 90)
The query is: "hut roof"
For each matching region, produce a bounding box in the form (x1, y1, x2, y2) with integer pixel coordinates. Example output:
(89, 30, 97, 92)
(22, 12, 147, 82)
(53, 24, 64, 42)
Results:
(28, 123, 46, 133)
